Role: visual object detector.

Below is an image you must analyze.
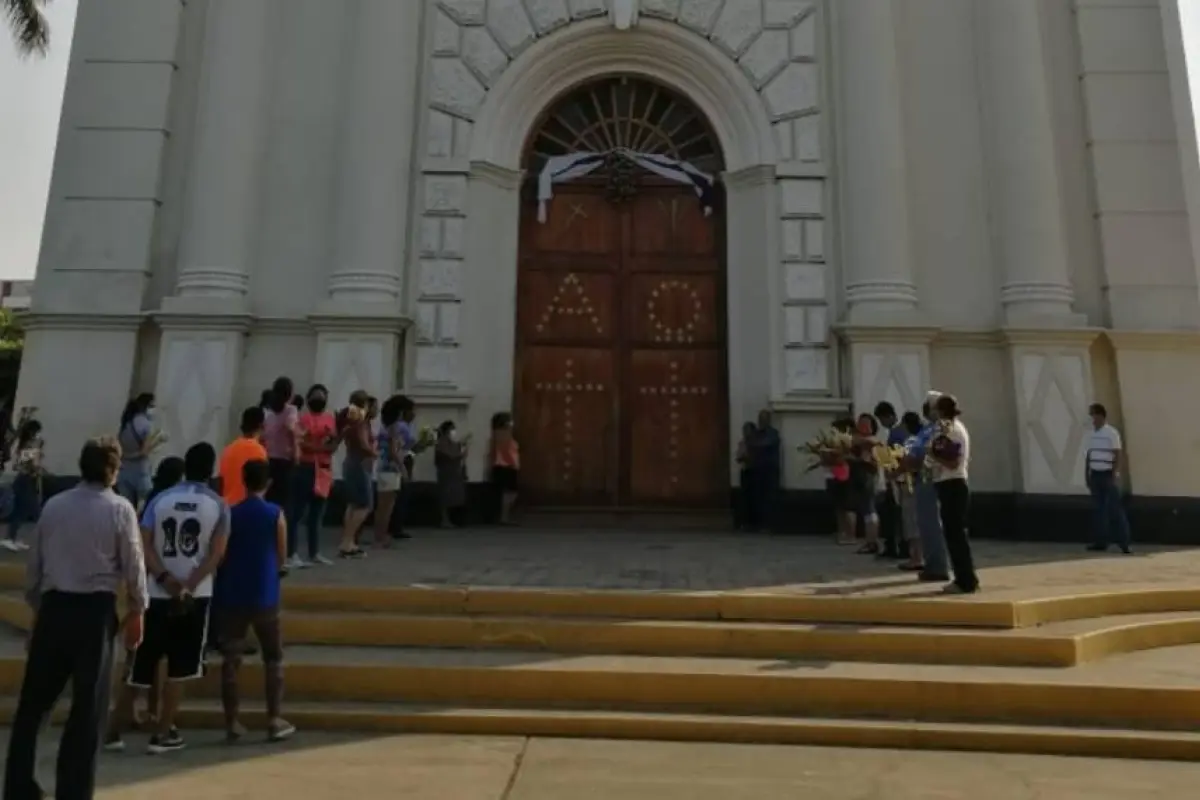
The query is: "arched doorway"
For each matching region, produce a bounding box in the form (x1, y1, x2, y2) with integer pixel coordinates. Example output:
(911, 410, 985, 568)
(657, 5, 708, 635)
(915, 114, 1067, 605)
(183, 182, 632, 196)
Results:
(513, 76, 729, 508)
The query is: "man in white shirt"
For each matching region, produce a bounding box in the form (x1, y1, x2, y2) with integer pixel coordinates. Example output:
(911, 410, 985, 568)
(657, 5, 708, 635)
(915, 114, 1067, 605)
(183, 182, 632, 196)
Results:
(124, 442, 229, 754)
(1084, 403, 1132, 554)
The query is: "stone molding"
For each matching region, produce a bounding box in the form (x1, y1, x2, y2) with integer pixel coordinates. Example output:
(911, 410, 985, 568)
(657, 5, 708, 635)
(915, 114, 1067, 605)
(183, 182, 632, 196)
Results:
(1104, 329, 1200, 352)
(769, 395, 853, 415)
(835, 323, 939, 345)
(18, 312, 145, 333)
(151, 310, 253, 333)
(723, 164, 777, 188)
(307, 311, 412, 335)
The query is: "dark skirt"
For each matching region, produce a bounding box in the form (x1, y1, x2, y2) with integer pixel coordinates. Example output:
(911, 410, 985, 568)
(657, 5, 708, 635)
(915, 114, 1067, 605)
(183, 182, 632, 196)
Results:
(491, 466, 519, 494)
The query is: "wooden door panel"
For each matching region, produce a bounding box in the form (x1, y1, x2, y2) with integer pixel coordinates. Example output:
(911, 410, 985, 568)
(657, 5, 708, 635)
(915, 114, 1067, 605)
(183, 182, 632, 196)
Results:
(625, 349, 725, 505)
(515, 347, 615, 505)
(523, 192, 619, 255)
(626, 191, 716, 258)
(517, 270, 617, 345)
(625, 273, 721, 347)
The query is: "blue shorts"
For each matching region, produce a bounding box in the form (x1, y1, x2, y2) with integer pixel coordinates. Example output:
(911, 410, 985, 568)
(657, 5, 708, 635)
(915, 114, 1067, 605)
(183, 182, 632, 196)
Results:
(342, 461, 374, 510)
(116, 464, 152, 506)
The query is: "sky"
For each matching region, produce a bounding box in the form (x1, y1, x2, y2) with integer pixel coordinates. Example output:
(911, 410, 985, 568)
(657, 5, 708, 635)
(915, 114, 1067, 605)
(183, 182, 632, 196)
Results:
(2, 2, 1200, 281)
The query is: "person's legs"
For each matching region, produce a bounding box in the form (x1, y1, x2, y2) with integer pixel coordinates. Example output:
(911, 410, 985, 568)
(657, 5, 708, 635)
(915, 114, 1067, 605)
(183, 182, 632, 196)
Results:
(915, 481, 949, 579)
(373, 481, 398, 547)
(339, 463, 371, 555)
(1088, 476, 1110, 548)
(251, 607, 294, 740)
(149, 598, 209, 752)
(306, 492, 328, 561)
(1103, 476, 1133, 551)
(56, 595, 118, 798)
(286, 465, 313, 563)
(899, 492, 924, 569)
(4, 596, 75, 799)
(218, 607, 253, 737)
(5, 473, 34, 544)
(879, 490, 900, 558)
(936, 479, 978, 592)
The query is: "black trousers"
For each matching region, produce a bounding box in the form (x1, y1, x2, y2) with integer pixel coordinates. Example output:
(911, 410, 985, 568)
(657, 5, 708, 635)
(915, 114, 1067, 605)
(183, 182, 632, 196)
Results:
(5, 590, 118, 800)
(879, 489, 903, 557)
(935, 478, 978, 591)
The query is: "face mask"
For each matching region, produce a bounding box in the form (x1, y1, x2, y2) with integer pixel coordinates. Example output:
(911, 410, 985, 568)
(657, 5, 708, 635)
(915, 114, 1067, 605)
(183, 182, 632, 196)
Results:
(308, 398, 327, 412)
(145, 408, 156, 420)
(448, 429, 458, 442)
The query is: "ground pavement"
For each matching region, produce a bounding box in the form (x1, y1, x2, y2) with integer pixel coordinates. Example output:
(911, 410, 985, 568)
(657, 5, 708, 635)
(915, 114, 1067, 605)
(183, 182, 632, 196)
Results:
(2, 732, 1197, 799)
(263, 527, 1197, 600)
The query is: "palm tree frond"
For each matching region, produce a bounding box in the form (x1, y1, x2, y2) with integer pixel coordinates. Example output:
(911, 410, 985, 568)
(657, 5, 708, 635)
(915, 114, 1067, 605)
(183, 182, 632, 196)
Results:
(3, 0, 50, 56)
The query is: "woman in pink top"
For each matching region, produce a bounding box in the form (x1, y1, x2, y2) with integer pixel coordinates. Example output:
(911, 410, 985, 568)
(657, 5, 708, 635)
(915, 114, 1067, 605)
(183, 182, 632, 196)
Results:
(262, 376, 299, 510)
(488, 411, 520, 525)
(286, 384, 337, 567)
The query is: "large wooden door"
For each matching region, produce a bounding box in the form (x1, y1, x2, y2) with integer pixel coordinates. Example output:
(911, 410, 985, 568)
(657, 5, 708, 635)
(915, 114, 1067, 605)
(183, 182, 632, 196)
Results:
(515, 181, 727, 508)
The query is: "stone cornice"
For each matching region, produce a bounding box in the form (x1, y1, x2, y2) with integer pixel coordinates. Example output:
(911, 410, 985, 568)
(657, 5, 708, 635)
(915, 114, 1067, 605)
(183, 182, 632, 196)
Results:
(18, 311, 145, 333)
(934, 328, 1006, 348)
(405, 390, 475, 408)
(835, 324, 940, 345)
(470, 161, 524, 191)
(253, 317, 314, 335)
(307, 312, 412, 334)
(774, 161, 827, 179)
(769, 395, 853, 415)
(723, 163, 776, 188)
(1001, 327, 1103, 348)
(1105, 329, 1200, 352)
(152, 310, 254, 333)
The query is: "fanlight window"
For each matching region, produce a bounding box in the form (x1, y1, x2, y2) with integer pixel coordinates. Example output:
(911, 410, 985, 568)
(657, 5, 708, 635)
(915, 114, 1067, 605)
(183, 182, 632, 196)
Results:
(527, 77, 723, 174)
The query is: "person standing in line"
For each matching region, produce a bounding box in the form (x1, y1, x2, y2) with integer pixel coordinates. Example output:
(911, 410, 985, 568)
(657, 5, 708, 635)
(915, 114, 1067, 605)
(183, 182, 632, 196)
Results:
(216, 458, 295, 742)
(747, 409, 782, 532)
(872, 401, 907, 561)
(906, 393, 950, 582)
(929, 394, 978, 594)
(287, 385, 337, 568)
(3, 417, 45, 552)
(337, 391, 376, 557)
(129, 443, 229, 753)
(896, 411, 926, 572)
(734, 421, 758, 531)
(434, 420, 469, 528)
(1084, 402, 1133, 554)
(373, 395, 414, 546)
(5, 437, 148, 799)
(262, 376, 300, 512)
(116, 392, 159, 508)
(488, 412, 520, 526)
(219, 407, 268, 507)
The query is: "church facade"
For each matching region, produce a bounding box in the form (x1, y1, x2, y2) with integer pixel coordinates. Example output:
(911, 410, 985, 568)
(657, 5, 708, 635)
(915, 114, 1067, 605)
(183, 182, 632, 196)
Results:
(18, 0, 1200, 529)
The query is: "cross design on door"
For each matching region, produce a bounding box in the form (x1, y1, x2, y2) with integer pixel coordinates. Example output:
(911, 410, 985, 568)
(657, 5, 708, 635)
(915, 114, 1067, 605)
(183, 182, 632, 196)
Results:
(535, 358, 607, 482)
(637, 360, 708, 487)
(564, 202, 590, 230)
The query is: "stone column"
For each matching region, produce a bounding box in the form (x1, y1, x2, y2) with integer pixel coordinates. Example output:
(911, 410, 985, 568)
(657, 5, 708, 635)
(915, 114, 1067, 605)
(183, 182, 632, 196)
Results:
(838, 0, 919, 324)
(154, 0, 272, 452)
(312, 0, 422, 408)
(165, 0, 272, 312)
(978, 0, 1080, 325)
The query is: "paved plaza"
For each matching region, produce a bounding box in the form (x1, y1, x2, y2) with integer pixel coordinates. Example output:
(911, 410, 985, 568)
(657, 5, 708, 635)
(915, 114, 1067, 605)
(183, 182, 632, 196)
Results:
(1, 732, 1194, 799)
(263, 527, 1195, 599)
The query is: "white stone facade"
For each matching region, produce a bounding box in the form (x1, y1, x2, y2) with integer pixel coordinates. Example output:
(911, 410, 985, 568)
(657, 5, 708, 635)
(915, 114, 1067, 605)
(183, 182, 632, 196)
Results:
(17, 0, 1200, 501)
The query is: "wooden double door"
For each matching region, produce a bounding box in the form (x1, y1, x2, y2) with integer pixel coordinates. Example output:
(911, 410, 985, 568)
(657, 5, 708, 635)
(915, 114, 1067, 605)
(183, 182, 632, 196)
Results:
(514, 182, 729, 508)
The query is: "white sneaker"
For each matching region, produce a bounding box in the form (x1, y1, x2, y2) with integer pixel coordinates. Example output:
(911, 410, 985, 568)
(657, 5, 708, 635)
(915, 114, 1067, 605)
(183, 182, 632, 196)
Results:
(286, 555, 308, 570)
(311, 553, 334, 566)
(0, 540, 19, 552)
(13, 541, 29, 551)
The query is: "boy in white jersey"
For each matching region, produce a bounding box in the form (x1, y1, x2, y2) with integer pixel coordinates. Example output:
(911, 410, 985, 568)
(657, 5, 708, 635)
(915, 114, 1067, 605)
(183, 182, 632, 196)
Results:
(129, 443, 229, 754)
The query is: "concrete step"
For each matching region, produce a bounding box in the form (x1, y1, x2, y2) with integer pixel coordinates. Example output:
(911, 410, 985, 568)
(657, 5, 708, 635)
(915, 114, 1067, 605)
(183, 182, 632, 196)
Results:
(16, 700, 1200, 762)
(276, 610, 1074, 666)
(3, 645, 1196, 732)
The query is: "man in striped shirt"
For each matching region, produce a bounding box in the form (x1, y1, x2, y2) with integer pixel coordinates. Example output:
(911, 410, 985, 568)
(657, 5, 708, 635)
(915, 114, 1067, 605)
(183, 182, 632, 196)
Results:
(1084, 403, 1132, 554)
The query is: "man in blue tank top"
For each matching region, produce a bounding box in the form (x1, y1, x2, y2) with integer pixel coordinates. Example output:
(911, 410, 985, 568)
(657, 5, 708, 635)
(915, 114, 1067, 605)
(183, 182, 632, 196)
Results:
(213, 458, 295, 742)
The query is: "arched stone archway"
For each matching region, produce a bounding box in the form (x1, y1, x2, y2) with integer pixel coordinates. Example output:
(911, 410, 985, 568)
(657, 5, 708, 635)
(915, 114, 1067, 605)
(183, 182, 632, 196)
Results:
(411, 8, 833, 487)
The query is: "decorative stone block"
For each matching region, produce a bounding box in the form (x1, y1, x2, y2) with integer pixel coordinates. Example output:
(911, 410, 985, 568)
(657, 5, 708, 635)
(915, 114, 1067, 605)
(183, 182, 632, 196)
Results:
(430, 58, 486, 119)
(433, 9, 462, 55)
(416, 303, 437, 342)
(773, 121, 794, 160)
(711, 0, 763, 57)
(419, 259, 463, 298)
(765, 0, 813, 28)
(524, 0, 570, 34)
(453, 118, 474, 158)
(784, 263, 826, 300)
(438, 302, 462, 343)
(462, 27, 510, 87)
(789, 12, 817, 58)
(568, 0, 607, 19)
(763, 61, 818, 117)
(785, 348, 829, 392)
(805, 305, 828, 345)
(420, 217, 442, 256)
(415, 345, 459, 385)
(424, 175, 469, 214)
(804, 219, 824, 260)
(779, 179, 822, 215)
(781, 219, 804, 260)
(793, 114, 821, 161)
(440, 0, 488, 26)
(639, 0, 680, 20)
(740, 29, 789, 87)
(1012, 348, 1092, 492)
(854, 349, 925, 414)
(154, 331, 242, 452)
(487, 0, 537, 55)
(442, 217, 466, 257)
(427, 110, 455, 158)
(677, 0, 723, 33)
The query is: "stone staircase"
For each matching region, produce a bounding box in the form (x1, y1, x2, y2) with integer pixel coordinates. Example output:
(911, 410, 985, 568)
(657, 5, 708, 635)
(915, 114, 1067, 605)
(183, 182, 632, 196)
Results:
(3, 575, 1200, 760)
